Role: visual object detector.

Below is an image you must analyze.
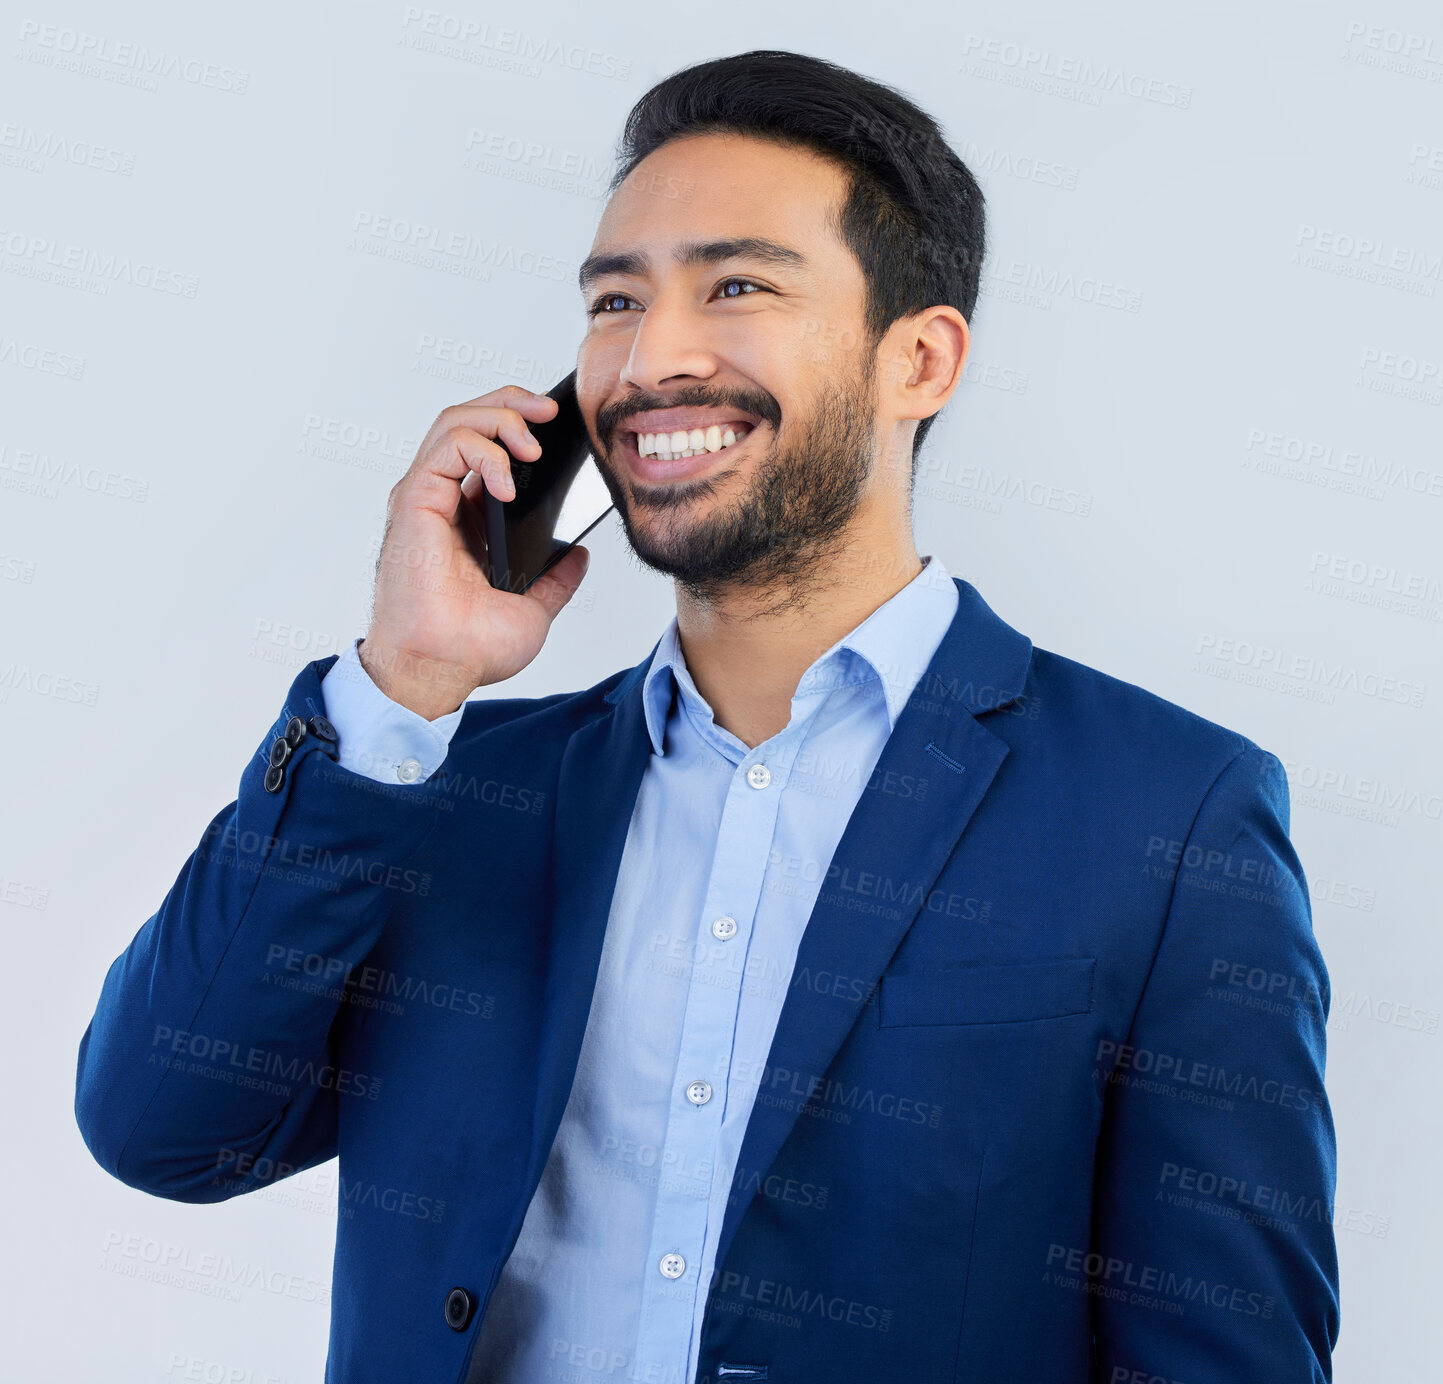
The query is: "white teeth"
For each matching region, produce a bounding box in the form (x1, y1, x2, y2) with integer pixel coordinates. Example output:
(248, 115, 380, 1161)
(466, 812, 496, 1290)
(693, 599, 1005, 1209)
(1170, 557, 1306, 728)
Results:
(635, 423, 752, 459)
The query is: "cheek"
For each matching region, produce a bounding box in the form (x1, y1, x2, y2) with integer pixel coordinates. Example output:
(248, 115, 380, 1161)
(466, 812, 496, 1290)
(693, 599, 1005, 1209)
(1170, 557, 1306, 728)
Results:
(580, 326, 637, 368)
(574, 342, 626, 425)
(717, 316, 796, 371)
(575, 334, 632, 388)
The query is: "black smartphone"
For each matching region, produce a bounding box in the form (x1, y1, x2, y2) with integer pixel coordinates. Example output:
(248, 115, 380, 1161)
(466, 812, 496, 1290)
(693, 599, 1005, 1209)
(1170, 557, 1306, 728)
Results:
(459, 370, 614, 595)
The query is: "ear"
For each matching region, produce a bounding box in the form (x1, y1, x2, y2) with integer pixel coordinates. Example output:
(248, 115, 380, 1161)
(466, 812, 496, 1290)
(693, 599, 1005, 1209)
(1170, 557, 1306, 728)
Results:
(879, 306, 970, 423)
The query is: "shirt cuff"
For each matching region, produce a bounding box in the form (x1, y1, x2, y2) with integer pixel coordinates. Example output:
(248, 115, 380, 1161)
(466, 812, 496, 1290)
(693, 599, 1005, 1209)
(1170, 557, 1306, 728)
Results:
(319, 638, 466, 785)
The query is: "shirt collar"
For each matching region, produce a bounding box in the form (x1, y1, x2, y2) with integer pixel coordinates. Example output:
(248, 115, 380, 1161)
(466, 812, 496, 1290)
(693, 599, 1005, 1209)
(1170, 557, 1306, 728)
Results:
(639, 552, 960, 756)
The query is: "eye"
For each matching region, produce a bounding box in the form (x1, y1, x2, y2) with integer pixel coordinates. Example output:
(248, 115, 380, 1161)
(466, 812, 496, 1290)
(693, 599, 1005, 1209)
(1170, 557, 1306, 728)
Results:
(713, 277, 769, 300)
(587, 292, 638, 317)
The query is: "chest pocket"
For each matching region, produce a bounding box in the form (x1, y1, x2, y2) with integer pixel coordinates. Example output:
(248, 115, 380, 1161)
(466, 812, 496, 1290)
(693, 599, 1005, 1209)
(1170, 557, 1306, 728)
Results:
(877, 956, 1095, 1028)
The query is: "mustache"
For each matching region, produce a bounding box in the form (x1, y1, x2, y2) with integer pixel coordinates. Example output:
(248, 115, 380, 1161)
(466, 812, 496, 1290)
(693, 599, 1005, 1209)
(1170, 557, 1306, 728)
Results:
(596, 386, 782, 447)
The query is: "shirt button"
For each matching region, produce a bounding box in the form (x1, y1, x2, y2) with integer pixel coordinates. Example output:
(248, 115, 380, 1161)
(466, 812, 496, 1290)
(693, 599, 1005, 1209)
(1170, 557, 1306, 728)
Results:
(711, 915, 738, 940)
(746, 762, 771, 790)
(659, 1252, 686, 1279)
(396, 757, 424, 783)
(686, 1080, 712, 1105)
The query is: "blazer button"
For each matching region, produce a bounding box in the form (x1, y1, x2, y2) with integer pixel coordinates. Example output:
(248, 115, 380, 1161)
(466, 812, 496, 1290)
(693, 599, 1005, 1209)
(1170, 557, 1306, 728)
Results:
(307, 714, 339, 747)
(284, 715, 309, 748)
(263, 764, 286, 794)
(268, 737, 292, 769)
(443, 1286, 475, 1331)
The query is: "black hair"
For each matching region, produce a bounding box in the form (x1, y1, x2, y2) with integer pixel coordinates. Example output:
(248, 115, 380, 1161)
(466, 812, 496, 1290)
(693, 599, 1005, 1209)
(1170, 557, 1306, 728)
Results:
(608, 49, 986, 463)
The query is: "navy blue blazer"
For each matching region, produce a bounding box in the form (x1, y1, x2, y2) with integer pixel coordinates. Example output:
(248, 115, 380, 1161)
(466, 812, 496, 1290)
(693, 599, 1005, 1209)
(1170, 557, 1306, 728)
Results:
(75, 577, 1339, 1382)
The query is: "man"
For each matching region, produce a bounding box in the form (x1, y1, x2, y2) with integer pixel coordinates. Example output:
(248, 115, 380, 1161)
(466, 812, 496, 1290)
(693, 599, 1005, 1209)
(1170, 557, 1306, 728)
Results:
(75, 50, 1339, 1384)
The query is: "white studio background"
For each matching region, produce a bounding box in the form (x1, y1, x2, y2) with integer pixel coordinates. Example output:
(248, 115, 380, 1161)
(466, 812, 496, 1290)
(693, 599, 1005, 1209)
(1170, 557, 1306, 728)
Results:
(3, 2, 1438, 1379)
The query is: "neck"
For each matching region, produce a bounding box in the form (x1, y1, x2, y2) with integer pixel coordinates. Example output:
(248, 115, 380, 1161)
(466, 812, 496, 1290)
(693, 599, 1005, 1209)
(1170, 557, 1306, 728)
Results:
(673, 524, 923, 751)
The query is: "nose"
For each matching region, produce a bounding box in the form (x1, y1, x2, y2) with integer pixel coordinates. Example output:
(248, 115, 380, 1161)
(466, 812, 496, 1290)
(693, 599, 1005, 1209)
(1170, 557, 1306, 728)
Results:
(618, 292, 718, 394)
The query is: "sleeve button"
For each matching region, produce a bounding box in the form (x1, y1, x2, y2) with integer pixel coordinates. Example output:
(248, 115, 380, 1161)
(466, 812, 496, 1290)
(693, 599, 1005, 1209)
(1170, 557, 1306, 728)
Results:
(443, 1286, 475, 1330)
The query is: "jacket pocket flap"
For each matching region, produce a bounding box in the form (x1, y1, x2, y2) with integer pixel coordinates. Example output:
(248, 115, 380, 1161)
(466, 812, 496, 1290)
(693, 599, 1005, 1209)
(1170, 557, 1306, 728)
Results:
(879, 956, 1096, 1027)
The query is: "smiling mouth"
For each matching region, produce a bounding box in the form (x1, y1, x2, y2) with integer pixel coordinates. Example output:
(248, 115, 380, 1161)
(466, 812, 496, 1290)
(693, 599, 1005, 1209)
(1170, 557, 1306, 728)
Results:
(630, 422, 755, 461)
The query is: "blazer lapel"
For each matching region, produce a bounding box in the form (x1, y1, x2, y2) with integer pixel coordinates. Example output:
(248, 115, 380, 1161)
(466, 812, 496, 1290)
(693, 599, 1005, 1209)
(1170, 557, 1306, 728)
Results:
(708, 577, 1033, 1283)
(523, 643, 657, 1193)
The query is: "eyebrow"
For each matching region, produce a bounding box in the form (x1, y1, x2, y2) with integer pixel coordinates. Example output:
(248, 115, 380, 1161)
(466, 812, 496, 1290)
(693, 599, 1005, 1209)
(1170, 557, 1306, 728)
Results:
(577, 236, 810, 294)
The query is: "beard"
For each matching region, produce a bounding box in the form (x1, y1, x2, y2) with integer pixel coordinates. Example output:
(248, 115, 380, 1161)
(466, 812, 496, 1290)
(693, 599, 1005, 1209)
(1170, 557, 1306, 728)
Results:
(592, 356, 878, 606)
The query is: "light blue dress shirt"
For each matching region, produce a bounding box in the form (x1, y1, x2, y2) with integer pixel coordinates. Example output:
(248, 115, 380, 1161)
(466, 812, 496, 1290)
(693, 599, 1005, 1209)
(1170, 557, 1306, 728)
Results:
(319, 553, 960, 1383)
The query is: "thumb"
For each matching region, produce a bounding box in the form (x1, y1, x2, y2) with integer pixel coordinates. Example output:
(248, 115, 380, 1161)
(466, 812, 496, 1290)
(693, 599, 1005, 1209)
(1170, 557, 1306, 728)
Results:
(525, 544, 590, 621)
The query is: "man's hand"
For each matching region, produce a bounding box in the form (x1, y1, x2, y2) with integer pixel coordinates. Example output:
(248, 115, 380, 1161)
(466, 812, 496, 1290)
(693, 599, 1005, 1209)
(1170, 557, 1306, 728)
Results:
(361, 384, 591, 719)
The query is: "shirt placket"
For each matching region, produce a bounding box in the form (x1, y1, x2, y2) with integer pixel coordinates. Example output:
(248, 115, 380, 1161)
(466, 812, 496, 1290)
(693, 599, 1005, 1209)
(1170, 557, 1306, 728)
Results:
(632, 705, 816, 1379)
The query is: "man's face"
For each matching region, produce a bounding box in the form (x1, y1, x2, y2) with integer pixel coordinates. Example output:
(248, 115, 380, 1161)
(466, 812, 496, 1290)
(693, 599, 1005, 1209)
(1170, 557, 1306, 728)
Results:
(575, 132, 886, 599)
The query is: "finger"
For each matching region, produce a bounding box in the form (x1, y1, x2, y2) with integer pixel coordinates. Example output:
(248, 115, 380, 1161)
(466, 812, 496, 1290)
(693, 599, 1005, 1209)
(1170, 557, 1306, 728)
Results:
(431, 408, 544, 478)
(399, 429, 512, 519)
(485, 407, 547, 470)
(452, 429, 520, 501)
(524, 544, 590, 618)
(450, 385, 560, 419)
